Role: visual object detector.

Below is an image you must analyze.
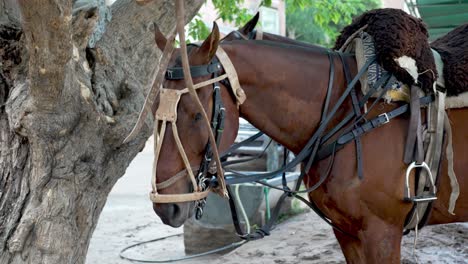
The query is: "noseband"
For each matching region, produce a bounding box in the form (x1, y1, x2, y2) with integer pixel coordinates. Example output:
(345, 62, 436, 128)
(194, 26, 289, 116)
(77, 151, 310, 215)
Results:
(150, 46, 245, 207)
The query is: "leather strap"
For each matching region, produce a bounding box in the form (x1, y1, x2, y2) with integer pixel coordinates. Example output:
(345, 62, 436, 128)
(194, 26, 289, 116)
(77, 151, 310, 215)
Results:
(123, 33, 176, 144)
(196, 75, 226, 194)
(404, 85, 423, 164)
(404, 90, 448, 231)
(221, 131, 264, 158)
(165, 63, 223, 80)
(339, 53, 364, 179)
(149, 189, 210, 203)
(319, 73, 393, 145)
(301, 51, 336, 187)
(318, 95, 434, 160)
(224, 56, 399, 241)
(221, 57, 377, 186)
(156, 166, 199, 190)
(215, 47, 246, 105)
(444, 111, 459, 214)
(226, 185, 353, 240)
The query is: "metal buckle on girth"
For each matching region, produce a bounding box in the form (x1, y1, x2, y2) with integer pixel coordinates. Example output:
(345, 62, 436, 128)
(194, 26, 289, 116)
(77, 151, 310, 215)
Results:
(378, 113, 390, 124)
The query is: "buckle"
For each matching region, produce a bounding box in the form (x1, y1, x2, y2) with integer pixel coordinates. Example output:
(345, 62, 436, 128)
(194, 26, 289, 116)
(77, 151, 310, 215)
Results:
(166, 70, 173, 79)
(378, 113, 390, 124)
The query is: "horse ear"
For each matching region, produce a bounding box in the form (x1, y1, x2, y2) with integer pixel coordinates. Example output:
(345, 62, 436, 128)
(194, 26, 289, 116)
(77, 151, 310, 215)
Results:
(153, 23, 167, 51)
(195, 22, 220, 63)
(239, 12, 259, 35)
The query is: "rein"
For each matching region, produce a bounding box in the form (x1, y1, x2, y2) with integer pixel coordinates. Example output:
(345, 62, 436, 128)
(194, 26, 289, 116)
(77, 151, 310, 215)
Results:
(218, 53, 434, 240)
(219, 56, 377, 186)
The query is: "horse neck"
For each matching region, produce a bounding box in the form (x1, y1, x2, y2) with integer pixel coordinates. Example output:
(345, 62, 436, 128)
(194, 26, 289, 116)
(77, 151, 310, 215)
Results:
(223, 42, 355, 153)
(263, 33, 323, 50)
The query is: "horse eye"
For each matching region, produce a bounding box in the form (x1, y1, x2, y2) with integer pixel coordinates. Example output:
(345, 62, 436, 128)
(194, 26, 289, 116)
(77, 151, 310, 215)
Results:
(194, 113, 202, 121)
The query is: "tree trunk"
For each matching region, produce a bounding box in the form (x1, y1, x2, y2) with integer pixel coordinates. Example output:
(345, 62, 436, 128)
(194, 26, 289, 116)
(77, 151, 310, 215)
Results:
(0, 0, 203, 263)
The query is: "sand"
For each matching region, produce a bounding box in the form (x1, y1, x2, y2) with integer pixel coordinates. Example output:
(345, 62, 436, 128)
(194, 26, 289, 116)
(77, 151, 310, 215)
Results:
(87, 147, 468, 264)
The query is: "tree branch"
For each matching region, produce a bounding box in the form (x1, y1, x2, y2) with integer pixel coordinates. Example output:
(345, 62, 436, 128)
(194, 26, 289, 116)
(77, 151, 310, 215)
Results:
(86, 0, 204, 144)
(0, 1, 206, 263)
(17, 0, 73, 107)
(100, 0, 204, 91)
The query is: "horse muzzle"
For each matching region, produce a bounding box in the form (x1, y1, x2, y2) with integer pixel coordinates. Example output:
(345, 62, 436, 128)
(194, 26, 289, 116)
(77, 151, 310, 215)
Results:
(153, 202, 194, 227)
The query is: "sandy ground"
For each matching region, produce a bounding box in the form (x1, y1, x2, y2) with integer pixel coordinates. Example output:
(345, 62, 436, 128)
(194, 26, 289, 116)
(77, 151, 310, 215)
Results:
(87, 147, 468, 264)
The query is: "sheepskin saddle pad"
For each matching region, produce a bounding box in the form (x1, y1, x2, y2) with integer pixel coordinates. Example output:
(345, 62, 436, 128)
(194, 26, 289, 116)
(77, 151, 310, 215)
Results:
(335, 8, 468, 108)
(351, 31, 468, 109)
(334, 9, 437, 95)
(432, 23, 468, 107)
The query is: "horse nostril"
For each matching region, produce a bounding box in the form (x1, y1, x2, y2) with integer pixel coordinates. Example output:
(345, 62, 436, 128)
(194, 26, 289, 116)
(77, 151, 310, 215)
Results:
(153, 203, 188, 227)
(171, 203, 180, 218)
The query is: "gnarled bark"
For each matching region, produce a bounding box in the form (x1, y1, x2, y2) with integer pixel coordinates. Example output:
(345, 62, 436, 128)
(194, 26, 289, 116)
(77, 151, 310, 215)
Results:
(0, 0, 204, 263)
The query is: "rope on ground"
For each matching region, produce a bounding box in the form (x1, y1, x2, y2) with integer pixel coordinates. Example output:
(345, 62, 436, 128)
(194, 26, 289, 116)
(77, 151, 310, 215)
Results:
(119, 183, 252, 263)
(119, 233, 246, 263)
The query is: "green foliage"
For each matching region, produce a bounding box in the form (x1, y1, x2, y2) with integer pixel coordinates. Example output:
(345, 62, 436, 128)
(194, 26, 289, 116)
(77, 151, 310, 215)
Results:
(189, 0, 264, 41)
(188, 0, 381, 44)
(286, 0, 381, 46)
(211, 0, 252, 25)
(188, 14, 211, 42)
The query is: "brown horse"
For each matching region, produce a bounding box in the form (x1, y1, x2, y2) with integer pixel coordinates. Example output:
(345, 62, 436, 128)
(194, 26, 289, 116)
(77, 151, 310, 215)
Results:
(151, 25, 468, 263)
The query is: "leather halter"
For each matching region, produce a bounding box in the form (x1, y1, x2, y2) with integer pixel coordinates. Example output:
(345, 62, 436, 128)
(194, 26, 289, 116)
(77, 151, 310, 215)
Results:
(150, 46, 245, 205)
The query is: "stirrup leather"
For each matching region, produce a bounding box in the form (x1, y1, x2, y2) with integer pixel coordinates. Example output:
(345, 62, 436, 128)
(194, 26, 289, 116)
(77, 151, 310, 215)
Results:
(403, 161, 437, 203)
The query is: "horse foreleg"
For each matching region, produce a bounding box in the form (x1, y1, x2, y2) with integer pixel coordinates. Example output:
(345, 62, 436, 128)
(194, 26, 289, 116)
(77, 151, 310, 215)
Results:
(359, 215, 403, 263)
(333, 229, 365, 263)
(334, 215, 404, 263)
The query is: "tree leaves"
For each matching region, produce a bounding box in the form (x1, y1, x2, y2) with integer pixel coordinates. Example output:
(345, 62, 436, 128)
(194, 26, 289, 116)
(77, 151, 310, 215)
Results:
(188, 0, 380, 45)
(286, 0, 381, 46)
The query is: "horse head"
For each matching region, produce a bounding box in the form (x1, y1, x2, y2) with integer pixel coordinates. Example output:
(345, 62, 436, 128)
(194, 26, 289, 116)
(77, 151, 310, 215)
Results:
(152, 24, 240, 227)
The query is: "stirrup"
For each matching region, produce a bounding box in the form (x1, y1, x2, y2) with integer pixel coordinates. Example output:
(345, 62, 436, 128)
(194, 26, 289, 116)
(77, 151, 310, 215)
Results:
(403, 161, 437, 203)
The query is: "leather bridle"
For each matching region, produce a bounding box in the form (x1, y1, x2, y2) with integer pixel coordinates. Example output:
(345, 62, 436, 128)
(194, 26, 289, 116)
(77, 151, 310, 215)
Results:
(150, 45, 245, 215)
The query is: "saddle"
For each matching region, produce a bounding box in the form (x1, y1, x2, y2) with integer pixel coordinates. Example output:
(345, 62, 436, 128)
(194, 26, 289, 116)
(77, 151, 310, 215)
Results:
(343, 32, 460, 232)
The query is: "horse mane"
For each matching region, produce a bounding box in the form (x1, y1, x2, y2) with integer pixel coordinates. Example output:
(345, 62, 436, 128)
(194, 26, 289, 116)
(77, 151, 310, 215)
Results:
(431, 23, 468, 96)
(224, 39, 350, 57)
(333, 8, 436, 94)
